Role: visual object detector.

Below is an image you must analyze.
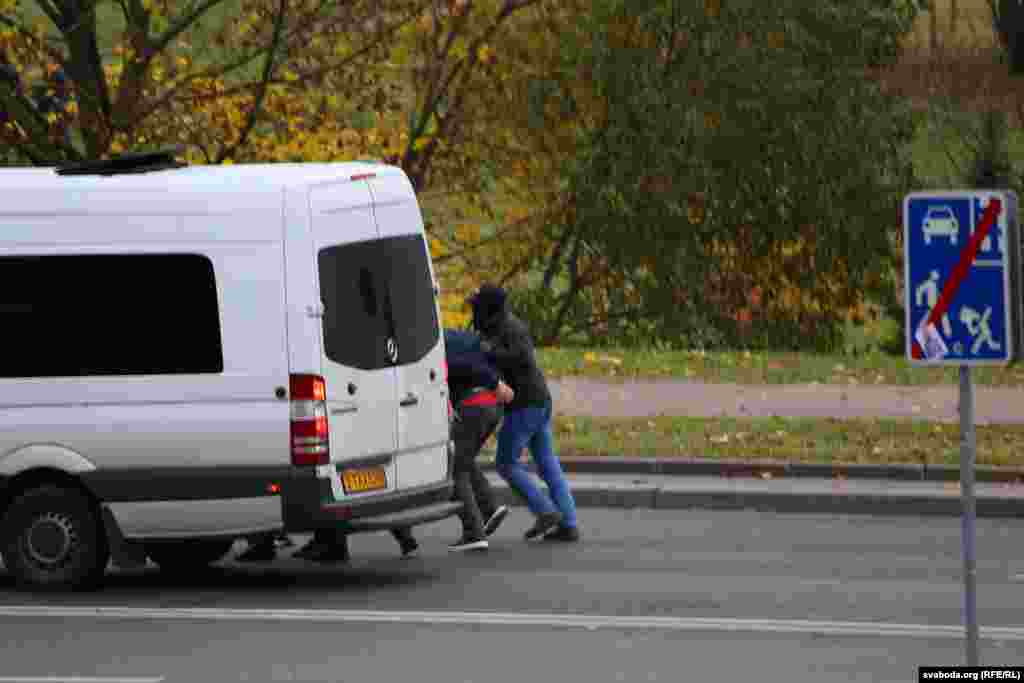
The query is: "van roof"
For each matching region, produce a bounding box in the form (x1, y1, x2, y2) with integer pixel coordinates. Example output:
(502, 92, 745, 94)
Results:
(0, 161, 400, 192)
(0, 161, 409, 218)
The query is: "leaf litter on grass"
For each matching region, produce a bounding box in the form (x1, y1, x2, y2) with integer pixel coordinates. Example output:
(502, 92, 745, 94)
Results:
(553, 414, 1024, 468)
(539, 348, 1024, 387)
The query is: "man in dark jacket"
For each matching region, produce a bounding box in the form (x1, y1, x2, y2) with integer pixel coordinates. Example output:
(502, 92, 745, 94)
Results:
(469, 284, 580, 542)
(392, 327, 512, 552)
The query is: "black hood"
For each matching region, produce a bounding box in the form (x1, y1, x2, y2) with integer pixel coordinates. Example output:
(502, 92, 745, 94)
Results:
(469, 284, 507, 332)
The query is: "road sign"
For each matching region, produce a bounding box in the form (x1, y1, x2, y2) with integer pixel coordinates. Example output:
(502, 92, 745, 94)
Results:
(904, 190, 1019, 366)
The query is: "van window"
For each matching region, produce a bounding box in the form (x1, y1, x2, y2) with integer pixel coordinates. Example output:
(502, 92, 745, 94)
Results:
(0, 254, 224, 378)
(319, 239, 394, 371)
(318, 235, 439, 370)
(384, 234, 440, 364)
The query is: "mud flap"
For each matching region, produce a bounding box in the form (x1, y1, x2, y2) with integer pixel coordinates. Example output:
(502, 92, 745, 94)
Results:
(101, 505, 147, 569)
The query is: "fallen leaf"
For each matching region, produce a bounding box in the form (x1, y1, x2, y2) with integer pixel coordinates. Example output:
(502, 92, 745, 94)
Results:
(872, 446, 883, 455)
(583, 352, 598, 362)
(710, 434, 730, 444)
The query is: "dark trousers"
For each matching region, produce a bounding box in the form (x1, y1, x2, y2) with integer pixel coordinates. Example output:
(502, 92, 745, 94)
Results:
(392, 402, 502, 544)
(451, 404, 502, 538)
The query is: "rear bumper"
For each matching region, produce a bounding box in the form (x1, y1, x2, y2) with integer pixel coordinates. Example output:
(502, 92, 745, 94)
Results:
(281, 473, 459, 534)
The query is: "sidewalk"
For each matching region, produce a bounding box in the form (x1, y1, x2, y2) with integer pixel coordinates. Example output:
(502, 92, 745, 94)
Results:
(549, 378, 1024, 424)
(475, 379, 1024, 518)
(484, 472, 1024, 519)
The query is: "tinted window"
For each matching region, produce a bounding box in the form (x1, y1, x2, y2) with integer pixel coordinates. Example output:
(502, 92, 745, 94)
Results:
(318, 235, 439, 370)
(0, 254, 224, 378)
(318, 240, 393, 370)
(384, 234, 440, 364)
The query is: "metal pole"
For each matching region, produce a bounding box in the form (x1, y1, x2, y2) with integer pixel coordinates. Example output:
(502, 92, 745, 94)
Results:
(960, 364, 979, 665)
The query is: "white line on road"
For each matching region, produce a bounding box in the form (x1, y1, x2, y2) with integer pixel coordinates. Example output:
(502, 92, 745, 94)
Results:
(0, 678, 164, 683)
(1, 605, 1024, 641)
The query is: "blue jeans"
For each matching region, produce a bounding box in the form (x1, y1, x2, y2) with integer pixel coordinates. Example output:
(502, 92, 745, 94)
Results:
(495, 403, 577, 528)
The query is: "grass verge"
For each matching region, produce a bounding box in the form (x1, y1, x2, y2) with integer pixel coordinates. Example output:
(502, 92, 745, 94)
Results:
(481, 415, 1024, 468)
(537, 348, 1024, 387)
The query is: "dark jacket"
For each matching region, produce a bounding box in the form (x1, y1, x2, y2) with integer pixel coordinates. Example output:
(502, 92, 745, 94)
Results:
(470, 285, 551, 411)
(444, 328, 500, 406)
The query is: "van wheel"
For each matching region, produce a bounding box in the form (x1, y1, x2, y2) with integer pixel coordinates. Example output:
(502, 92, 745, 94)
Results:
(1, 485, 109, 592)
(146, 539, 234, 572)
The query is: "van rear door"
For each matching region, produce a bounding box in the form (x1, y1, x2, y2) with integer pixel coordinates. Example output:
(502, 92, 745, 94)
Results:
(367, 173, 449, 490)
(311, 181, 399, 500)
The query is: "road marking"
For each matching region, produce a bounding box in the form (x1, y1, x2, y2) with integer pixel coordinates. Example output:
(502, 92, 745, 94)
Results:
(1, 605, 1023, 641)
(0, 678, 164, 683)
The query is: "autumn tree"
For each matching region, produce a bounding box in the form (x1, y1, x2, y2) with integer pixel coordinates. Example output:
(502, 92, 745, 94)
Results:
(533, 0, 923, 351)
(0, 0, 427, 164)
(369, 0, 593, 327)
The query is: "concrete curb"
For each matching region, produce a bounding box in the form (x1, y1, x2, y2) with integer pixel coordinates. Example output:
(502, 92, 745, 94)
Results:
(486, 480, 1024, 519)
(480, 456, 1024, 483)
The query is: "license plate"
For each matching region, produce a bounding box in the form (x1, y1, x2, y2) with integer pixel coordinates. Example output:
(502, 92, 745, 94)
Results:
(342, 467, 387, 494)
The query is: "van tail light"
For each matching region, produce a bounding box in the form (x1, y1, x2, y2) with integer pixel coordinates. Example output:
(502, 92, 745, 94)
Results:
(290, 374, 329, 466)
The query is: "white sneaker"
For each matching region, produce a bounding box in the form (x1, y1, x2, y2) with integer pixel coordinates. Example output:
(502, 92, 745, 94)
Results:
(448, 537, 489, 552)
(483, 505, 510, 537)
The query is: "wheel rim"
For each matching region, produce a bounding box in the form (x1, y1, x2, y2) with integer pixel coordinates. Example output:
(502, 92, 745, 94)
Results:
(24, 512, 78, 569)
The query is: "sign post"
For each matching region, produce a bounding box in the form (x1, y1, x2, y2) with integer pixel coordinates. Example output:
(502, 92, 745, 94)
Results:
(960, 362, 978, 666)
(904, 190, 1019, 666)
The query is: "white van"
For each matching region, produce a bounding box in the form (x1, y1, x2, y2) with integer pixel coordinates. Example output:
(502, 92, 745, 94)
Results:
(0, 152, 459, 590)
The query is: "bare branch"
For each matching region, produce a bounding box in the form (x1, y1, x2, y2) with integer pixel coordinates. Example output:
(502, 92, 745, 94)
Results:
(150, 0, 232, 56)
(215, 0, 288, 163)
(408, 0, 540, 188)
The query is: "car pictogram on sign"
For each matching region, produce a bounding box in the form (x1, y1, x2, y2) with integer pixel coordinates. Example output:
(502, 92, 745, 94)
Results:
(922, 205, 960, 245)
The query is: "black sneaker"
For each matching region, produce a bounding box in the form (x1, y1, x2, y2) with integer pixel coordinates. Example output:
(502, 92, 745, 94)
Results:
(293, 539, 350, 564)
(524, 512, 562, 540)
(399, 539, 420, 559)
(448, 536, 489, 552)
(542, 525, 581, 543)
(483, 505, 509, 537)
(236, 541, 277, 563)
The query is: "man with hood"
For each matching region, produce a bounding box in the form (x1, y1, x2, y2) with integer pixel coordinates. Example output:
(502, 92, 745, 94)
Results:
(469, 284, 580, 542)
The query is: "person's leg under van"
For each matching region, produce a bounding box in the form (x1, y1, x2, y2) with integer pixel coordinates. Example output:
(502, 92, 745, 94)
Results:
(294, 528, 350, 563)
(236, 531, 277, 562)
(390, 527, 419, 557)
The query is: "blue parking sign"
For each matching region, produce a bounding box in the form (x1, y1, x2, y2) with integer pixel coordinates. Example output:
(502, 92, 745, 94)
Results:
(904, 190, 1019, 366)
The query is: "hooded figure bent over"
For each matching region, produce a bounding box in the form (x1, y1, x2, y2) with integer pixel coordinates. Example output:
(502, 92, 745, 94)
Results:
(468, 284, 580, 542)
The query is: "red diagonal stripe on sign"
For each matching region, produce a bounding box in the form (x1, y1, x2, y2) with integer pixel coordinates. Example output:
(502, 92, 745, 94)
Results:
(911, 197, 1002, 360)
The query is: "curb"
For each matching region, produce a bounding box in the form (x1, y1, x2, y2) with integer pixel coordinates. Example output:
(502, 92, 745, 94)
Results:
(480, 455, 1024, 483)
(486, 480, 1024, 519)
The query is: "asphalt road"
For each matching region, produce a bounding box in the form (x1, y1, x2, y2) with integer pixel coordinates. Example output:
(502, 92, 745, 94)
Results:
(2, 507, 1024, 683)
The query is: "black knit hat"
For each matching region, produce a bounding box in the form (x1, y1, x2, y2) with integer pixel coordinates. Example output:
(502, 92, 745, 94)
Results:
(468, 283, 507, 327)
